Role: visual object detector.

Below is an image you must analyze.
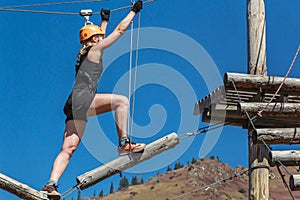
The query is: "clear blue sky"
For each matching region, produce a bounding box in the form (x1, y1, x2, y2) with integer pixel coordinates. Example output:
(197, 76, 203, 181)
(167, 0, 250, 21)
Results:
(0, 0, 299, 199)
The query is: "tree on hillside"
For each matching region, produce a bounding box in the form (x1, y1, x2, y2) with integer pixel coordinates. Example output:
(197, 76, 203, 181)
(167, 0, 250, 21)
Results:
(187, 161, 191, 167)
(167, 166, 172, 172)
(131, 176, 138, 185)
(99, 189, 104, 197)
(174, 161, 184, 170)
(110, 182, 114, 194)
(191, 157, 197, 164)
(119, 176, 129, 189)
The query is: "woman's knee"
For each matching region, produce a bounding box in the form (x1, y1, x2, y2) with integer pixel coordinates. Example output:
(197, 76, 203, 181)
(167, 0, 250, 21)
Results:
(61, 140, 78, 157)
(115, 95, 129, 108)
(61, 131, 81, 157)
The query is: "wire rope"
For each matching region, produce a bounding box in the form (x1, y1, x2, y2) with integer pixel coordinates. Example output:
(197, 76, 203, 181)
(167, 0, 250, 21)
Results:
(276, 166, 296, 200)
(0, 0, 155, 16)
(0, 0, 107, 9)
(127, 16, 134, 155)
(257, 45, 300, 117)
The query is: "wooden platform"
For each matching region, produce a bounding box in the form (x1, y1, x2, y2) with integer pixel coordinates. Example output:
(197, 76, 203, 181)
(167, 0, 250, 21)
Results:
(194, 72, 300, 128)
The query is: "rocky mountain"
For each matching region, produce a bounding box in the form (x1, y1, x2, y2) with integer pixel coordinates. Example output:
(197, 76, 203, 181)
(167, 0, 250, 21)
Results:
(85, 158, 300, 200)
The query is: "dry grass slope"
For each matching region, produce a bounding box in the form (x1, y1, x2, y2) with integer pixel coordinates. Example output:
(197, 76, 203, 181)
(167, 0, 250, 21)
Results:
(85, 158, 300, 200)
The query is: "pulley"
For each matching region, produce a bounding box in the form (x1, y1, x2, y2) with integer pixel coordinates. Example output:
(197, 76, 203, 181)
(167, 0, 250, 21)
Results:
(79, 9, 93, 25)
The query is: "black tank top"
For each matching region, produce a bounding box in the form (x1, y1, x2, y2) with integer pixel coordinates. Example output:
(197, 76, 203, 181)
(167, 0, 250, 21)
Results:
(73, 46, 103, 94)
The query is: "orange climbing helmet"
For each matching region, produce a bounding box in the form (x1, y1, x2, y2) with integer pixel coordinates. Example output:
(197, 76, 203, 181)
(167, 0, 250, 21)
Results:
(79, 24, 105, 43)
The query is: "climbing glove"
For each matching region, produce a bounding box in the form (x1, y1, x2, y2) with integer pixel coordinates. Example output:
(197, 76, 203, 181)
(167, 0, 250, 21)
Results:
(101, 8, 110, 21)
(132, 0, 143, 13)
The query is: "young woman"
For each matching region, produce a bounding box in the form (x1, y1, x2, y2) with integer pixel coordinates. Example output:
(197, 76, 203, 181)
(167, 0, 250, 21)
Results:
(41, 1, 145, 198)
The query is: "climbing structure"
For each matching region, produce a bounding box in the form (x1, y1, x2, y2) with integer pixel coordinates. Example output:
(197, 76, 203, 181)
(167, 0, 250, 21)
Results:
(194, 0, 300, 199)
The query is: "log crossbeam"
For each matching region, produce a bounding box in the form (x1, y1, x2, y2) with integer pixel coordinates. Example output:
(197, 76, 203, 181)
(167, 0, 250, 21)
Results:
(77, 132, 179, 190)
(290, 175, 300, 191)
(238, 102, 300, 117)
(254, 128, 300, 144)
(269, 150, 300, 167)
(0, 173, 48, 200)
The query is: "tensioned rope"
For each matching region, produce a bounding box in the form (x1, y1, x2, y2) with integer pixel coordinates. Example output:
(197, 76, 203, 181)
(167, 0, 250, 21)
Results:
(276, 165, 295, 200)
(231, 80, 257, 131)
(257, 45, 300, 117)
(0, 0, 155, 16)
(231, 44, 300, 129)
(127, 0, 142, 157)
(127, 3, 134, 152)
(178, 122, 231, 139)
(0, 0, 107, 9)
(129, 13, 142, 155)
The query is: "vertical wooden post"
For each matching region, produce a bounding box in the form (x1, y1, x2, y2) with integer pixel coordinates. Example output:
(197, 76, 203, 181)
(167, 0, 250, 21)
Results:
(247, 0, 267, 75)
(247, 0, 269, 199)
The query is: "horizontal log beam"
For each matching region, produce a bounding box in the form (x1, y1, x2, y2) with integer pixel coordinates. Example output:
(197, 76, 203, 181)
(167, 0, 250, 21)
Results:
(76, 132, 179, 190)
(269, 150, 300, 166)
(254, 128, 300, 144)
(224, 72, 300, 94)
(0, 173, 48, 200)
(238, 102, 300, 117)
(202, 109, 300, 129)
(290, 175, 300, 191)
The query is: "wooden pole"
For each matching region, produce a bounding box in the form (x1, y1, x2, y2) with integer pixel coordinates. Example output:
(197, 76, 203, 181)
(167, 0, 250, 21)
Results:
(77, 132, 179, 190)
(247, 1, 267, 75)
(0, 173, 48, 200)
(254, 128, 300, 144)
(247, 0, 269, 199)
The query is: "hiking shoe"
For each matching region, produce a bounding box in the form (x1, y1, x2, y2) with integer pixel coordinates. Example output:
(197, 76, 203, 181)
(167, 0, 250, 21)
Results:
(118, 138, 146, 155)
(41, 185, 61, 200)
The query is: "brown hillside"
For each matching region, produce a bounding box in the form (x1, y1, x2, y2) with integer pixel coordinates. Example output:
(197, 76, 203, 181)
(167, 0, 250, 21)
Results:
(87, 158, 300, 200)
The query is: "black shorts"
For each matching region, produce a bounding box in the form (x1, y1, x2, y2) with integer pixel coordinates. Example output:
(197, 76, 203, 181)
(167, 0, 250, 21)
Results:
(63, 90, 95, 123)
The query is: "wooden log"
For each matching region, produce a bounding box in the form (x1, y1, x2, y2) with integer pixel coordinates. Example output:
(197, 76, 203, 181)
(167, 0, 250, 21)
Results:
(238, 102, 300, 117)
(248, 128, 269, 200)
(254, 128, 300, 144)
(202, 109, 300, 129)
(0, 173, 48, 200)
(77, 132, 179, 190)
(290, 175, 300, 191)
(224, 72, 300, 95)
(247, 3, 270, 199)
(248, 0, 267, 75)
(247, 2, 270, 198)
(269, 150, 300, 166)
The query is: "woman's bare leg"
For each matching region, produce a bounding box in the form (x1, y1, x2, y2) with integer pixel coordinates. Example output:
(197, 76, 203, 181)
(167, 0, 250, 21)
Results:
(87, 93, 145, 153)
(48, 94, 129, 184)
(87, 93, 129, 138)
(49, 120, 86, 183)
